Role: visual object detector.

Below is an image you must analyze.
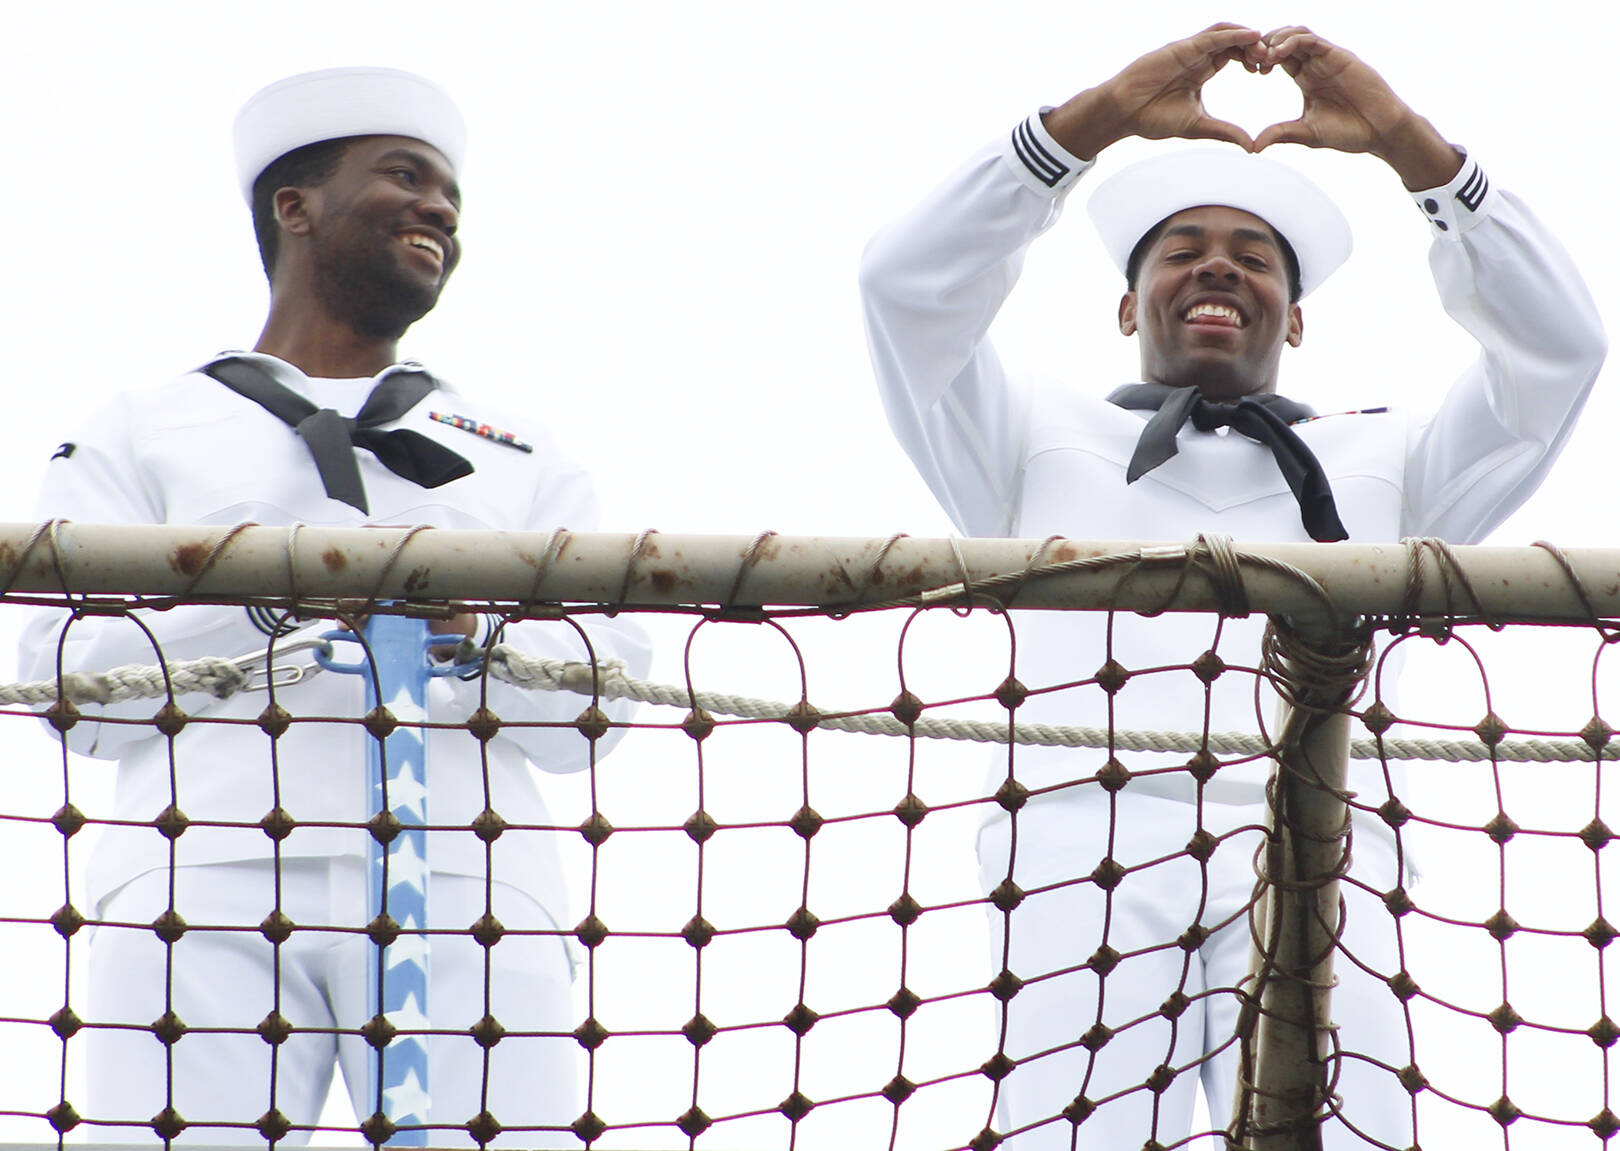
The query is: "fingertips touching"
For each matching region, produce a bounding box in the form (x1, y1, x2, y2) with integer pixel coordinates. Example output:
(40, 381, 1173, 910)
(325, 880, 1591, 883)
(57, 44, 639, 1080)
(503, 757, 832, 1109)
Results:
(1194, 116, 1257, 152)
(1261, 25, 1313, 43)
(1254, 120, 1309, 151)
(1199, 23, 1264, 50)
(1264, 31, 1318, 63)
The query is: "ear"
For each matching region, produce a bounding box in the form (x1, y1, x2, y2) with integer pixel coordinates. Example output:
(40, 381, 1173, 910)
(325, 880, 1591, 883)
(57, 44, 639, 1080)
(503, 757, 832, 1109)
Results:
(1286, 303, 1303, 348)
(1118, 292, 1138, 337)
(273, 186, 316, 238)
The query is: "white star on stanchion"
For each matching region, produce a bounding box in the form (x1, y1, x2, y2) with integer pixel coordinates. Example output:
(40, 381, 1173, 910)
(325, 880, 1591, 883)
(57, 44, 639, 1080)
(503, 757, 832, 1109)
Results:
(388, 834, 429, 897)
(383, 1066, 432, 1124)
(388, 989, 432, 1037)
(385, 683, 430, 728)
(385, 759, 429, 822)
(385, 933, 431, 975)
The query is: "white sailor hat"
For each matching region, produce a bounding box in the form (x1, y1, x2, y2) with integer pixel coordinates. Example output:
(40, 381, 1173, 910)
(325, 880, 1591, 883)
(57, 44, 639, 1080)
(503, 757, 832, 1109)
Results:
(233, 66, 467, 205)
(1086, 148, 1352, 298)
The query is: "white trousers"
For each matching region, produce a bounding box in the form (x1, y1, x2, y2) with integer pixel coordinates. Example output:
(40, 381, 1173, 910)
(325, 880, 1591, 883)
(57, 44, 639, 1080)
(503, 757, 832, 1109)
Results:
(85, 858, 578, 1146)
(978, 794, 1414, 1150)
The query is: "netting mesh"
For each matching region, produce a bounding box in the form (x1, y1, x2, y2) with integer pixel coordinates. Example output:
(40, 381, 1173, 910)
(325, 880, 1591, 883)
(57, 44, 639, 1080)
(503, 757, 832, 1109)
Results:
(0, 531, 1617, 1150)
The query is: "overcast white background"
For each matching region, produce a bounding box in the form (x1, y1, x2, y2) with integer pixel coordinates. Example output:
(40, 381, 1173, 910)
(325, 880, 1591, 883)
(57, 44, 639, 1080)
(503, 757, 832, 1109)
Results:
(3, 2, 1618, 1148)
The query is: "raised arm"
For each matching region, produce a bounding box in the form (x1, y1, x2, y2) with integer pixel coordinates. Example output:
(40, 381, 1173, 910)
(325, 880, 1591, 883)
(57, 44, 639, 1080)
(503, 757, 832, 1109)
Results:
(1250, 26, 1462, 190)
(861, 25, 1270, 537)
(1248, 26, 1606, 539)
(1042, 22, 1262, 159)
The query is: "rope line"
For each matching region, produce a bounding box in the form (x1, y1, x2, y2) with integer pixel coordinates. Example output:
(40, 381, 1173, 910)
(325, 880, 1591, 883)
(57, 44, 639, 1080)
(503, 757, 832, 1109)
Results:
(6, 645, 1606, 765)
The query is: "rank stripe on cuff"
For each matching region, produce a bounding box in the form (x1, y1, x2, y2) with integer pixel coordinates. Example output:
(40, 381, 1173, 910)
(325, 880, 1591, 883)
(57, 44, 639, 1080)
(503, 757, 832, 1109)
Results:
(1011, 116, 1070, 188)
(1456, 162, 1489, 213)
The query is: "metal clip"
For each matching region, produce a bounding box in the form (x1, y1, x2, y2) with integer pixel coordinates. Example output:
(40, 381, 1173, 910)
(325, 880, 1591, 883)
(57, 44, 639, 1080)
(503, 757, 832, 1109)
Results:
(230, 636, 334, 691)
(919, 582, 968, 605)
(313, 628, 486, 679)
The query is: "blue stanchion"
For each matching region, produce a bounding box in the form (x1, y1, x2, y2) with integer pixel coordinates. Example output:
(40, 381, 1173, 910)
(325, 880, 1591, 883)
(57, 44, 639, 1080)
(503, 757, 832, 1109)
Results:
(317, 613, 480, 1145)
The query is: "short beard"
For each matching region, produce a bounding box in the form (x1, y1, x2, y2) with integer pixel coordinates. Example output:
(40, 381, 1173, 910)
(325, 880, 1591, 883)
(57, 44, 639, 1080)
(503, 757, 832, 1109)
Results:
(313, 232, 444, 341)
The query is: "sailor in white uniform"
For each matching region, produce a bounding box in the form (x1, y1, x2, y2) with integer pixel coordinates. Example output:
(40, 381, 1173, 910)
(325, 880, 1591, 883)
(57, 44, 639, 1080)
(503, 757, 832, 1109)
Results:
(19, 68, 650, 1146)
(860, 24, 1605, 1149)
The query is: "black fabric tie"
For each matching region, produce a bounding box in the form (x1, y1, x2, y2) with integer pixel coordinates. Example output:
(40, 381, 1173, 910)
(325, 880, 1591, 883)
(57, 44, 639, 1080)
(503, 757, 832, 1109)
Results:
(203, 356, 474, 515)
(1108, 382, 1348, 542)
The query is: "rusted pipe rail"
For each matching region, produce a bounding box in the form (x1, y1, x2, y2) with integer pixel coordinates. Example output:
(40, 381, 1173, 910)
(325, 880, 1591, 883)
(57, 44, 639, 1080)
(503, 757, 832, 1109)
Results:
(0, 525, 1614, 634)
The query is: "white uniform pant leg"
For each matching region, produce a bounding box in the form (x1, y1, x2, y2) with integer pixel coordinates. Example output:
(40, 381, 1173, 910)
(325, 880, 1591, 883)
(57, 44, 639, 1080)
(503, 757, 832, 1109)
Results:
(1191, 819, 1415, 1149)
(86, 859, 579, 1147)
(85, 860, 342, 1144)
(1193, 821, 1264, 1138)
(1318, 826, 1415, 1150)
(325, 859, 581, 1148)
(978, 794, 1245, 1150)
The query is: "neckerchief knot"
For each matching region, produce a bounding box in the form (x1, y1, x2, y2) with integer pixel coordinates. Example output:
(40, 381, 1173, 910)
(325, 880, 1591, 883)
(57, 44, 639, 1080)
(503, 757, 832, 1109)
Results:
(204, 356, 474, 515)
(1108, 382, 1348, 543)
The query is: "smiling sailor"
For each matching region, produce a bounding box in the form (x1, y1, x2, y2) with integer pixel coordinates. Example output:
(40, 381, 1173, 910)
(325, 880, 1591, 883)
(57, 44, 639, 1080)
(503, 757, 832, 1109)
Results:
(860, 23, 1604, 1151)
(19, 67, 650, 1145)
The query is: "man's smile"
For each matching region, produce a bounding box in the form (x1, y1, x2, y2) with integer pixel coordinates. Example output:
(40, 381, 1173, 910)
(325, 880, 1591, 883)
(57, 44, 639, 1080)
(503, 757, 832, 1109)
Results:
(1182, 300, 1245, 328)
(399, 228, 447, 271)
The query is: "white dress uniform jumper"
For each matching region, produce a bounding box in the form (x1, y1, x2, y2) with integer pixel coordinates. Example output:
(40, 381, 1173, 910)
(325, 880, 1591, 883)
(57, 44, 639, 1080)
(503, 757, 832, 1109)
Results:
(860, 111, 1605, 1148)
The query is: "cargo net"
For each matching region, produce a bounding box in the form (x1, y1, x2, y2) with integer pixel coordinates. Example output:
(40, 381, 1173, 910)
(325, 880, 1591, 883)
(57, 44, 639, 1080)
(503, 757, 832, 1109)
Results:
(0, 529, 1618, 1150)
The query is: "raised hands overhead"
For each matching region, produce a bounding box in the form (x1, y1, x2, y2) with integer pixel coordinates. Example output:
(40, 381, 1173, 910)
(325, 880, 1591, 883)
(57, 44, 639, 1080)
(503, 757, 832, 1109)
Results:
(1044, 24, 1265, 160)
(1252, 26, 1461, 189)
(1044, 24, 1461, 189)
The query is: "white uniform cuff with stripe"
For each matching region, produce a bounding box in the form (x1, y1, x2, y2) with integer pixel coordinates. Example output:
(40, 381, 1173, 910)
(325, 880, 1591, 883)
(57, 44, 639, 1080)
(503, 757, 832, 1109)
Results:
(1412, 151, 1493, 239)
(1001, 110, 1092, 195)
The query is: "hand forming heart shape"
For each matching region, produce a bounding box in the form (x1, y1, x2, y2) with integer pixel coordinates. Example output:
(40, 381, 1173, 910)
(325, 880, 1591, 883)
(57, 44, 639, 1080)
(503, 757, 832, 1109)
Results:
(1198, 62, 1305, 151)
(1043, 25, 1459, 191)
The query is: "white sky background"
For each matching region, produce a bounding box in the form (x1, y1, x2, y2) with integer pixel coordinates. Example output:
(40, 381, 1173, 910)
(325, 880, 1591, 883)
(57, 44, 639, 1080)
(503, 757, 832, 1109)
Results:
(3, 1, 1620, 1148)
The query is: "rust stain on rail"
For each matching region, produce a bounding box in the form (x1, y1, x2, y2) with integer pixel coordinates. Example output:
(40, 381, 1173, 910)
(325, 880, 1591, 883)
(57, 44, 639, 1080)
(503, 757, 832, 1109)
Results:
(170, 543, 209, 577)
(404, 566, 429, 593)
(648, 569, 685, 594)
(322, 548, 348, 574)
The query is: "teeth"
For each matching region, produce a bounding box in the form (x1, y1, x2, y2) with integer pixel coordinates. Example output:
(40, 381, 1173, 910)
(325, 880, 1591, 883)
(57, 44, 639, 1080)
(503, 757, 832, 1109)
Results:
(403, 234, 444, 262)
(1183, 302, 1242, 326)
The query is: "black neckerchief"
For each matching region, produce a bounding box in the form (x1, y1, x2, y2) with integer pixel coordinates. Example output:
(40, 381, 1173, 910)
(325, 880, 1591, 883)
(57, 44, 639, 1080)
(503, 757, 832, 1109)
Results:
(1108, 382, 1348, 542)
(203, 356, 474, 515)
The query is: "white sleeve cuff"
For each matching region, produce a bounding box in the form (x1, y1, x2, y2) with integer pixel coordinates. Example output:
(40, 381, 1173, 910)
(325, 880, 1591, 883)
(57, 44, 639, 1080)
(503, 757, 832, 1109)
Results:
(1000, 110, 1093, 195)
(1412, 151, 1494, 239)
